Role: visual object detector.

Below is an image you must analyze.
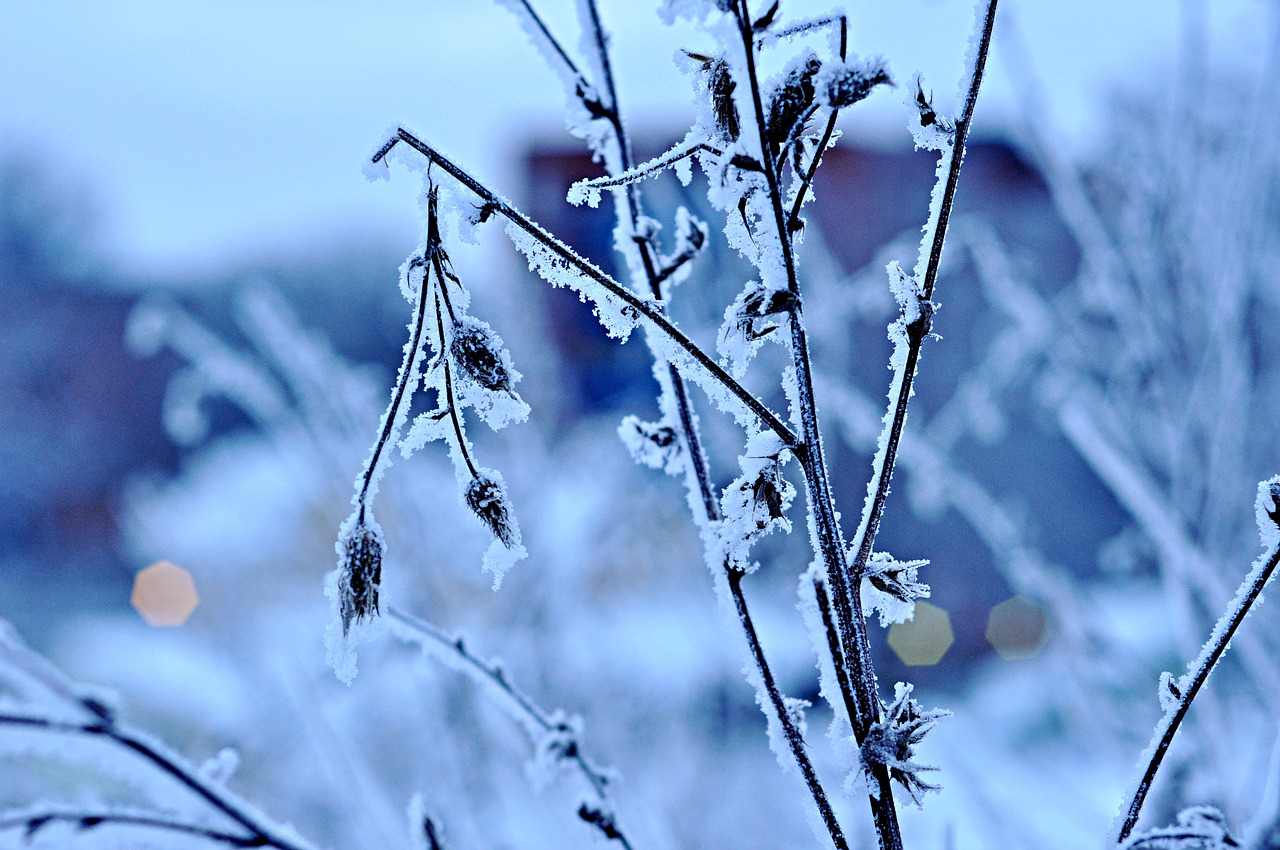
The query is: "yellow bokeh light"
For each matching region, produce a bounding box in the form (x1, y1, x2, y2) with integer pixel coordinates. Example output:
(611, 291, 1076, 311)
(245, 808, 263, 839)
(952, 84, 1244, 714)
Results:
(131, 561, 199, 627)
(985, 596, 1048, 660)
(887, 601, 954, 667)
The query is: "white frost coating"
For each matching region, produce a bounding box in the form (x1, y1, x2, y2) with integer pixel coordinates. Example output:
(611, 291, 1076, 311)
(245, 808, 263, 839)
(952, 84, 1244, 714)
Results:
(618, 414, 684, 475)
(1257, 476, 1280, 548)
(504, 220, 640, 342)
(718, 430, 795, 570)
(887, 260, 923, 325)
(859, 551, 930, 627)
(567, 133, 707, 208)
(495, 0, 598, 109)
(363, 125, 402, 183)
(198, 747, 240, 786)
(323, 552, 387, 686)
(482, 538, 528, 591)
(1110, 477, 1280, 843)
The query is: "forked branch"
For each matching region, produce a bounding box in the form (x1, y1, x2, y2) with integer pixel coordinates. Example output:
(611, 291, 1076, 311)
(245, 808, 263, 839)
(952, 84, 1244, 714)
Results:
(371, 129, 797, 449)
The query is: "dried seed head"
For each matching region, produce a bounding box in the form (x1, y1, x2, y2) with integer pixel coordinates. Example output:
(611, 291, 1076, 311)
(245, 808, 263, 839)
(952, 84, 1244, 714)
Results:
(705, 56, 741, 143)
(735, 282, 797, 341)
(450, 318, 512, 393)
(818, 57, 891, 109)
(766, 54, 823, 151)
(338, 521, 384, 635)
(465, 473, 519, 549)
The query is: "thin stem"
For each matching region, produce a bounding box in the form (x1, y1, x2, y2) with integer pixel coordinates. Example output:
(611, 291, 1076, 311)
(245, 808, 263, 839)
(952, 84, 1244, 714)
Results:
(357, 254, 430, 522)
(0, 714, 311, 850)
(372, 129, 797, 449)
(1115, 539, 1280, 843)
(571, 7, 848, 847)
(508, 0, 594, 99)
(848, 0, 999, 581)
(788, 18, 847, 231)
(385, 608, 633, 850)
(732, 1, 904, 843)
(434, 287, 479, 479)
(571, 139, 720, 197)
(0, 810, 270, 848)
(728, 572, 849, 850)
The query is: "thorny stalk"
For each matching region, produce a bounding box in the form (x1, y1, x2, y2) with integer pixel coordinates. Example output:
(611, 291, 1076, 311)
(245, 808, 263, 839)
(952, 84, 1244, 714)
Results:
(570, 2, 850, 847)
(386, 608, 633, 850)
(1115, 506, 1280, 843)
(728, 0, 903, 844)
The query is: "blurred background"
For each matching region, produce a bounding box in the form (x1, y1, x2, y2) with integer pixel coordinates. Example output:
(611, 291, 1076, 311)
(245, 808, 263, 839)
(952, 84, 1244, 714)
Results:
(2, 1, 1279, 848)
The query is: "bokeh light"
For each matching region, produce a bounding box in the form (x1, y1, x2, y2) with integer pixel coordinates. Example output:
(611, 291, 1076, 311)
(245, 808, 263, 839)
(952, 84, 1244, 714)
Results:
(985, 596, 1049, 660)
(130, 561, 199, 627)
(887, 601, 954, 667)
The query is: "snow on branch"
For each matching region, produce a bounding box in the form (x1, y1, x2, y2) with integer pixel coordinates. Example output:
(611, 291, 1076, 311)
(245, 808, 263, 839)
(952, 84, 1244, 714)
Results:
(1113, 479, 1280, 844)
(385, 608, 634, 850)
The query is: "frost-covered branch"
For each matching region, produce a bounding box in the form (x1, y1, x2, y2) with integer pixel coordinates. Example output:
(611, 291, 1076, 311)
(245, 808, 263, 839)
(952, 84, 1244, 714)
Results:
(371, 129, 796, 447)
(557, 5, 851, 846)
(0, 626, 318, 850)
(385, 608, 633, 850)
(846, 0, 998, 593)
(1114, 480, 1280, 844)
(0, 807, 268, 848)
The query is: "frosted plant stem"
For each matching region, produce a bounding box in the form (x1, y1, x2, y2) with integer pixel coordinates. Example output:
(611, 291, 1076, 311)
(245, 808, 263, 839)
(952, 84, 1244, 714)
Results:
(574, 6, 849, 846)
(0, 713, 315, 850)
(356, 253, 430, 523)
(786, 16, 846, 231)
(846, 0, 997, 620)
(0, 809, 274, 848)
(1114, 539, 1280, 844)
(730, 2, 903, 846)
(385, 608, 633, 850)
(371, 130, 797, 448)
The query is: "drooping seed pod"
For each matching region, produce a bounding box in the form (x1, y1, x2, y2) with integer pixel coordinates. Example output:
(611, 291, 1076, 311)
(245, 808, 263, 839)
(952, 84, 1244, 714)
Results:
(465, 472, 519, 549)
(450, 317, 513, 393)
(337, 520, 384, 635)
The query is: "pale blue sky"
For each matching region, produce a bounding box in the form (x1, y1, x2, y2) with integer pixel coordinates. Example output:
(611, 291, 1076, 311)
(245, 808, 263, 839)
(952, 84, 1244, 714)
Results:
(0, 0, 1268, 277)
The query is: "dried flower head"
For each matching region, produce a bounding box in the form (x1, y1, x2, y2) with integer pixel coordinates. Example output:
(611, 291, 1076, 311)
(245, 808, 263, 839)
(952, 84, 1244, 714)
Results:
(685, 53, 740, 143)
(450, 318, 513, 393)
(766, 53, 823, 152)
(338, 521, 384, 635)
(465, 472, 519, 549)
(860, 682, 949, 806)
(817, 57, 891, 109)
(735, 282, 797, 341)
